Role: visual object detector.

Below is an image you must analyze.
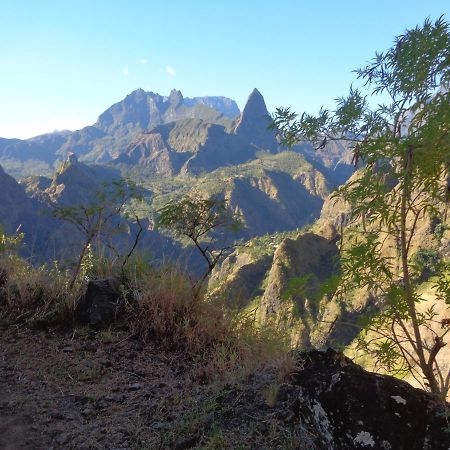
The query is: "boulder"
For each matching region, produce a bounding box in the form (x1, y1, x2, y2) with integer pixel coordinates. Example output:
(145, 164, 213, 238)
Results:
(286, 348, 449, 449)
(77, 278, 121, 328)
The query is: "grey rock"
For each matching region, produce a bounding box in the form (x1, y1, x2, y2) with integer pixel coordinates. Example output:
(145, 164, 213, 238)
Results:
(288, 348, 450, 450)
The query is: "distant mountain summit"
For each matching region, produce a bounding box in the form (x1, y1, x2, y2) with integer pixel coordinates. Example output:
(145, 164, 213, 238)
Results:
(233, 88, 277, 151)
(94, 88, 239, 137)
(114, 88, 280, 175)
(0, 89, 241, 168)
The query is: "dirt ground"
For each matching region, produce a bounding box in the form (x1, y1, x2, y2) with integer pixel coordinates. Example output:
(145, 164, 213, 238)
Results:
(0, 323, 312, 450)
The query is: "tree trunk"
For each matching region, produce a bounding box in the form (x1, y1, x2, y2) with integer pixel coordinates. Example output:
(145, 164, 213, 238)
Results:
(400, 145, 440, 395)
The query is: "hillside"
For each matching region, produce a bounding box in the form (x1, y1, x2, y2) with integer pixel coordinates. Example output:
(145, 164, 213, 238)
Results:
(0, 88, 353, 260)
(0, 90, 240, 172)
(209, 165, 450, 397)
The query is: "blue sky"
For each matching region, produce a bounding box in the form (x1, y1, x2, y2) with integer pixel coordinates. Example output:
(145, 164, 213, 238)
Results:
(0, 0, 448, 138)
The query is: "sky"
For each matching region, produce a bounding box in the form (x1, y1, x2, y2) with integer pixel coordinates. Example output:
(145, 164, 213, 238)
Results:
(0, 0, 449, 139)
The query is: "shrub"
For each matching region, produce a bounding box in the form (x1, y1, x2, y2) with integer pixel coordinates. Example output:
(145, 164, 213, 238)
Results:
(0, 256, 81, 327)
(411, 248, 443, 282)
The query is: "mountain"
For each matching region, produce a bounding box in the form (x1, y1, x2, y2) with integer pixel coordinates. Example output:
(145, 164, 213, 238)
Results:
(209, 166, 450, 394)
(0, 164, 58, 257)
(0, 88, 352, 182)
(114, 89, 279, 175)
(0, 88, 354, 264)
(0, 89, 241, 169)
(232, 88, 278, 151)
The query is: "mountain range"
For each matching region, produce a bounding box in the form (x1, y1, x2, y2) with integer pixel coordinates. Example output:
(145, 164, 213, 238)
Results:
(0, 87, 355, 261)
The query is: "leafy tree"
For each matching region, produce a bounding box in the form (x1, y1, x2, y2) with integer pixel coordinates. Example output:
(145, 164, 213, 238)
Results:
(0, 226, 24, 255)
(157, 193, 240, 298)
(272, 17, 450, 397)
(53, 179, 143, 287)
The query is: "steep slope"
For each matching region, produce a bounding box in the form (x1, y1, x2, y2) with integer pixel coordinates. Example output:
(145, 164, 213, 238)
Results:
(139, 151, 331, 239)
(0, 89, 240, 170)
(210, 165, 450, 376)
(231, 88, 278, 152)
(0, 164, 56, 257)
(115, 89, 280, 176)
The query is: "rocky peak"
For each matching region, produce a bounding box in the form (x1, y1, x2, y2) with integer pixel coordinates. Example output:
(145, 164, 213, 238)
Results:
(127, 88, 147, 102)
(67, 152, 78, 165)
(233, 88, 278, 151)
(168, 89, 184, 108)
(242, 88, 268, 119)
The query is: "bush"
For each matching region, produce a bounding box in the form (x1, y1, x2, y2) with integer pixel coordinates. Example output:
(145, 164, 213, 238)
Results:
(411, 248, 443, 282)
(0, 248, 289, 380)
(124, 262, 289, 378)
(0, 256, 81, 327)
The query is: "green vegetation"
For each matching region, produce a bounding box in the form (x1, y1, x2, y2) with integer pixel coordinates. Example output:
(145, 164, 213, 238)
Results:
(52, 179, 144, 287)
(157, 193, 241, 297)
(123, 150, 327, 221)
(411, 248, 443, 281)
(272, 17, 450, 397)
(0, 225, 24, 254)
(0, 158, 53, 179)
(241, 227, 308, 260)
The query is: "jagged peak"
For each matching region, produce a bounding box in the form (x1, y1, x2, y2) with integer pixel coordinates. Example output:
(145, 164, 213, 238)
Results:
(67, 152, 78, 165)
(242, 88, 267, 115)
(234, 89, 270, 131)
(232, 89, 276, 153)
(168, 89, 184, 107)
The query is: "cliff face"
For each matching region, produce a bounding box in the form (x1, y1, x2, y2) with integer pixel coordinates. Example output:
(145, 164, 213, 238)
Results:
(0, 164, 58, 257)
(258, 233, 339, 345)
(211, 165, 450, 357)
(209, 230, 359, 348)
(0, 89, 240, 168)
(115, 89, 280, 176)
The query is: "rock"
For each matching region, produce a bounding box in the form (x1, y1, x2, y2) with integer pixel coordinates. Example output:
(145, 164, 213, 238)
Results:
(233, 88, 278, 152)
(67, 152, 78, 164)
(174, 434, 200, 450)
(55, 433, 70, 445)
(104, 394, 125, 403)
(287, 348, 450, 450)
(76, 278, 121, 328)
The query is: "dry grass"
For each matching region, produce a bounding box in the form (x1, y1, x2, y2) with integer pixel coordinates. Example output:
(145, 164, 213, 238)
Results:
(0, 255, 81, 327)
(0, 251, 291, 380)
(125, 263, 290, 379)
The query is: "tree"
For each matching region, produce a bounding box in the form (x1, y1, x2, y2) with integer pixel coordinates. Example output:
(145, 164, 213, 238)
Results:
(272, 17, 450, 397)
(53, 179, 143, 287)
(157, 193, 240, 298)
(0, 225, 24, 255)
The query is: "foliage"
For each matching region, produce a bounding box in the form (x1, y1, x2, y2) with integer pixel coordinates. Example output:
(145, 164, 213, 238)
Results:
(0, 226, 24, 254)
(411, 248, 443, 281)
(53, 178, 144, 287)
(272, 17, 450, 397)
(157, 193, 241, 297)
(0, 255, 79, 327)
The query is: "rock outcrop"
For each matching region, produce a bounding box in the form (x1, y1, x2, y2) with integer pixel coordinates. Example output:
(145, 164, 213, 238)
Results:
(77, 278, 121, 328)
(286, 348, 450, 449)
(232, 88, 278, 152)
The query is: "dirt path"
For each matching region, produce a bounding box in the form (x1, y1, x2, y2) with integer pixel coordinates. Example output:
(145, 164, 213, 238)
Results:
(0, 324, 310, 450)
(0, 325, 193, 449)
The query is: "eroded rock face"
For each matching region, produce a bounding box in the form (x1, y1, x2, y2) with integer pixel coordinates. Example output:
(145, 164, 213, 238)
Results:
(286, 349, 450, 450)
